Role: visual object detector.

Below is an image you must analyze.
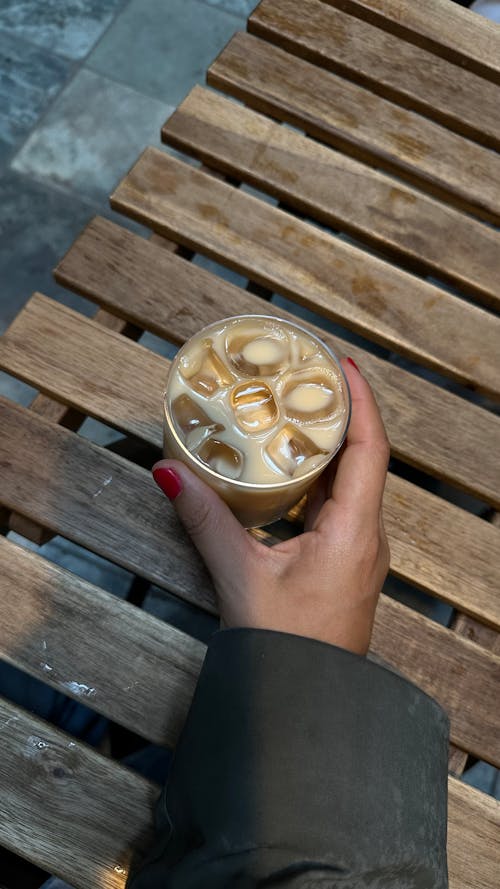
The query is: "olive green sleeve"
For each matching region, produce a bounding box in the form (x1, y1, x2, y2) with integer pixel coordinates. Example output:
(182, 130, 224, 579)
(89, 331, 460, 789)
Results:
(129, 628, 449, 888)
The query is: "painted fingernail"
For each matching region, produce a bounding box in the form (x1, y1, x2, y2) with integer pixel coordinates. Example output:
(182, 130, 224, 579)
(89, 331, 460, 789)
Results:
(152, 467, 183, 500)
(347, 357, 360, 373)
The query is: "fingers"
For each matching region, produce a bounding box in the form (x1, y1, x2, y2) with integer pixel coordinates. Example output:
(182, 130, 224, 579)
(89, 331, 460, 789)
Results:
(152, 459, 254, 595)
(317, 358, 390, 530)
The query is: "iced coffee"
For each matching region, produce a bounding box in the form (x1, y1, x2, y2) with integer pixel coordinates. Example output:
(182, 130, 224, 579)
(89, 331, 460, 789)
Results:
(163, 315, 351, 527)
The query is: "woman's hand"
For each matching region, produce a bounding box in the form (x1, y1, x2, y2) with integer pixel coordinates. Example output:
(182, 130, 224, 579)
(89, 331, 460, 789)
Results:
(153, 358, 390, 656)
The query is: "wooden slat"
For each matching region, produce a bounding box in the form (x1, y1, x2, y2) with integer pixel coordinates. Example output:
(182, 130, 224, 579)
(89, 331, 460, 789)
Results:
(249, 0, 500, 150)
(1, 398, 500, 764)
(1, 693, 499, 889)
(447, 779, 500, 889)
(448, 613, 500, 775)
(56, 217, 500, 508)
(0, 294, 165, 449)
(0, 395, 215, 614)
(110, 150, 500, 398)
(371, 592, 500, 764)
(448, 745, 468, 779)
(0, 696, 155, 889)
(2, 293, 500, 631)
(7, 526, 498, 768)
(162, 87, 500, 311)
(6, 530, 500, 775)
(381, 473, 500, 631)
(323, 0, 500, 85)
(453, 614, 500, 653)
(110, 151, 500, 398)
(207, 32, 500, 224)
(7, 307, 142, 546)
(0, 536, 204, 747)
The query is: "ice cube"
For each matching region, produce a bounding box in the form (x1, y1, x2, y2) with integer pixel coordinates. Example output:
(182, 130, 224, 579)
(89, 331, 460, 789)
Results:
(179, 338, 234, 397)
(281, 369, 340, 423)
(226, 324, 290, 376)
(292, 454, 328, 478)
(172, 394, 215, 433)
(171, 394, 224, 449)
(196, 439, 244, 480)
(295, 332, 322, 365)
(230, 380, 279, 433)
(265, 423, 327, 477)
(185, 423, 224, 451)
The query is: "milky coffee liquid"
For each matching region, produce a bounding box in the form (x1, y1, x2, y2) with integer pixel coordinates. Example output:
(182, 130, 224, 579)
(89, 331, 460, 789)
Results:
(167, 316, 349, 485)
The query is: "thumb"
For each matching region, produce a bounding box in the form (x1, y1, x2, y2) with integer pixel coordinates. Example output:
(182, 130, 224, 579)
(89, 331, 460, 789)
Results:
(152, 459, 253, 596)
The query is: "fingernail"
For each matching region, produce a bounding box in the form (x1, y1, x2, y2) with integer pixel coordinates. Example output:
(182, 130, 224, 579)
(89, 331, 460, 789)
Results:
(153, 467, 183, 500)
(347, 357, 360, 373)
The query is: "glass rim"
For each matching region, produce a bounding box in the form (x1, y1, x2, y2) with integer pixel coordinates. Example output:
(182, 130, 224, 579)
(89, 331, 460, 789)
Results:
(163, 314, 352, 490)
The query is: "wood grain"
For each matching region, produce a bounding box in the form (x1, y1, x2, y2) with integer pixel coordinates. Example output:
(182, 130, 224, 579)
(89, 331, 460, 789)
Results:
(55, 217, 500, 508)
(2, 292, 500, 629)
(110, 150, 500, 397)
(0, 695, 498, 889)
(452, 614, 500, 654)
(207, 32, 500, 223)
(323, 0, 500, 85)
(448, 613, 500, 775)
(448, 745, 468, 779)
(163, 86, 500, 311)
(0, 696, 155, 889)
(371, 592, 500, 764)
(7, 307, 141, 545)
(447, 778, 500, 889)
(0, 396, 216, 614)
(249, 0, 500, 150)
(1, 397, 500, 764)
(0, 535, 204, 747)
(0, 293, 166, 449)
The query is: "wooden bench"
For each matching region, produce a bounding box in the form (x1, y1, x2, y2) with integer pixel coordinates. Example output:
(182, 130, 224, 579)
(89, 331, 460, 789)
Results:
(0, 1, 499, 887)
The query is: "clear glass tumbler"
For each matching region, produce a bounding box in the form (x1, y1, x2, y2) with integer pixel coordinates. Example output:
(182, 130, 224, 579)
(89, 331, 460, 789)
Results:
(163, 315, 351, 528)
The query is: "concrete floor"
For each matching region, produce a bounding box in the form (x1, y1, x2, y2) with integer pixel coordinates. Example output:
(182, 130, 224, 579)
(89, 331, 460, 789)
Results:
(0, 0, 498, 802)
(0, 0, 249, 622)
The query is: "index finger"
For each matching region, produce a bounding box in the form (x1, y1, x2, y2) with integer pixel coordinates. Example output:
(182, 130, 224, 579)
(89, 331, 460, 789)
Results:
(323, 358, 389, 524)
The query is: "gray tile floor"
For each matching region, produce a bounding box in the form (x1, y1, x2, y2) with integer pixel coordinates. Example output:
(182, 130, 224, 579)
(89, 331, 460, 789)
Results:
(0, 1, 247, 637)
(0, 0, 498, 799)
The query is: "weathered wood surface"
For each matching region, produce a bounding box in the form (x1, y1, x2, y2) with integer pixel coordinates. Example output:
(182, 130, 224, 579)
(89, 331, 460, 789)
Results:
(323, 0, 500, 84)
(0, 293, 166, 448)
(249, 0, 500, 150)
(56, 217, 500, 508)
(207, 32, 500, 223)
(110, 149, 500, 398)
(370, 592, 500, 764)
(0, 536, 204, 747)
(1, 398, 500, 764)
(6, 307, 141, 545)
(0, 696, 155, 889)
(1, 2, 499, 884)
(0, 685, 499, 889)
(448, 613, 500, 775)
(5, 530, 499, 767)
(0, 396, 215, 614)
(447, 777, 500, 889)
(3, 293, 500, 630)
(162, 86, 500, 311)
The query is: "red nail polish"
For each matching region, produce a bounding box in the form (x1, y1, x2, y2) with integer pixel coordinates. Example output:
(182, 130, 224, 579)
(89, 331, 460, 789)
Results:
(153, 467, 183, 500)
(346, 357, 360, 373)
